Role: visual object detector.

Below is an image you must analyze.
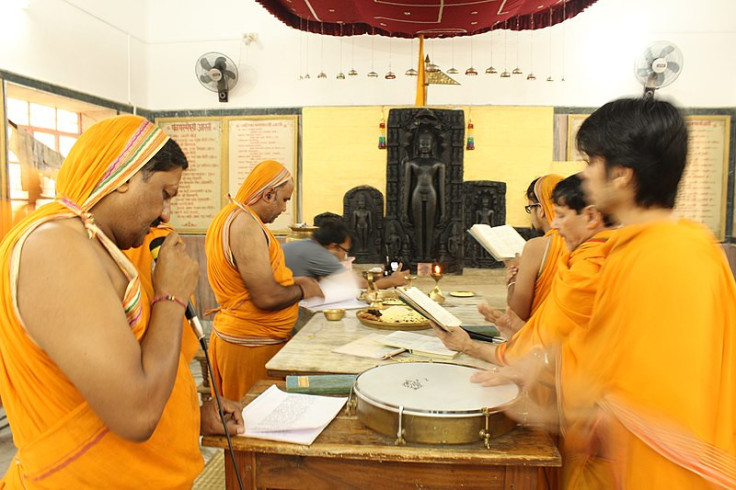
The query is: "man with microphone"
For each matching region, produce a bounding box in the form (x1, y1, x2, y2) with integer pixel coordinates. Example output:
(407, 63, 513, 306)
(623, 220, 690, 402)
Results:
(0, 115, 243, 488)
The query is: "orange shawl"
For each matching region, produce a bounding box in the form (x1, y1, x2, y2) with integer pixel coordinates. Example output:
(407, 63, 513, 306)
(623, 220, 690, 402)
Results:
(561, 220, 736, 489)
(0, 116, 202, 489)
(123, 224, 200, 363)
(205, 160, 297, 341)
(531, 229, 567, 314)
(529, 174, 566, 314)
(533, 174, 564, 223)
(498, 229, 615, 366)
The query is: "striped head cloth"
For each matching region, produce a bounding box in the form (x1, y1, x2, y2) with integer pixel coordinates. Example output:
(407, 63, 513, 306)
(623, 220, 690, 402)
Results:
(234, 160, 292, 206)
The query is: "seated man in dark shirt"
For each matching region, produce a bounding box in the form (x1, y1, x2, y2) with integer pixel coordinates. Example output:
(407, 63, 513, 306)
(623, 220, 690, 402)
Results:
(283, 218, 407, 289)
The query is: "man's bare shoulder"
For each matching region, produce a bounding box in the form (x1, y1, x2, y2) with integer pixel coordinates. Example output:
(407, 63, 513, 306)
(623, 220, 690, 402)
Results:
(20, 219, 109, 279)
(522, 235, 549, 256)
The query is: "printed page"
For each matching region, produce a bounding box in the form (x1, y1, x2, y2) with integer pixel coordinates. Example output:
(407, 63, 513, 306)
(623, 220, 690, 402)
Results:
(332, 333, 406, 359)
(300, 269, 361, 308)
(378, 331, 458, 358)
(468, 224, 526, 260)
(241, 385, 347, 445)
(399, 287, 462, 330)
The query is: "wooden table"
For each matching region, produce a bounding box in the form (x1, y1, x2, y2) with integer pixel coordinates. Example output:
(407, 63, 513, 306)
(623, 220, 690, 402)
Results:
(266, 297, 499, 377)
(202, 380, 561, 490)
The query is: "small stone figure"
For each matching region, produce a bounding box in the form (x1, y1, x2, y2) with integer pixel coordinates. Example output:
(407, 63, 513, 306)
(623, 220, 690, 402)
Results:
(351, 194, 372, 253)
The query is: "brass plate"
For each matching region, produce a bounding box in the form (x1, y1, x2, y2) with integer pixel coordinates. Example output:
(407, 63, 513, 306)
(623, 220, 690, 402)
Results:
(356, 308, 430, 331)
(449, 290, 476, 298)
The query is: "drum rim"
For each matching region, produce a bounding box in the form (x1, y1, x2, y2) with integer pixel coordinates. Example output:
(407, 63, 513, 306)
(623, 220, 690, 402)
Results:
(353, 362, 520, 417)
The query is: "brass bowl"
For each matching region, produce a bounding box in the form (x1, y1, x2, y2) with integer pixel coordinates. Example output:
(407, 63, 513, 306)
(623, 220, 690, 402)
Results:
(288, 224, 319, 239)
(323, 309, 346, 321)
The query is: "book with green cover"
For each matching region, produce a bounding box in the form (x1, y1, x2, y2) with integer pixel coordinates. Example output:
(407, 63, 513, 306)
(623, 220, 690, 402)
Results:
(285, 374, 357, 396)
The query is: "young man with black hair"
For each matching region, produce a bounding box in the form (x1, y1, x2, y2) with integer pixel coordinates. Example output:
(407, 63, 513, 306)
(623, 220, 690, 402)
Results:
(283, 218, 408, 289)
(555, 97, 736, 488)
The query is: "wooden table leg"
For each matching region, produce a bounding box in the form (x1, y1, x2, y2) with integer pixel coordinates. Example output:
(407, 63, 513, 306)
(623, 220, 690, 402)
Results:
(224, 450, 256, 490)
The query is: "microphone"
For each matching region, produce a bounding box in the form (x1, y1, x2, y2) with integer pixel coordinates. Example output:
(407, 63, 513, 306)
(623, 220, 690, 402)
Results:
(148, 236, 205, 341)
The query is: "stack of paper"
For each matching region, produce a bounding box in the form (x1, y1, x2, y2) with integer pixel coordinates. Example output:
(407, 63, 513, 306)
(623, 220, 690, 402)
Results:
(241, 385, 347, 445)
(300, 269, 363, 311)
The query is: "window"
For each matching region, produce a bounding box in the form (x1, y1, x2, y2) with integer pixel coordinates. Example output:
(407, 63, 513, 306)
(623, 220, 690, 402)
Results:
(6, 98, 82, 217)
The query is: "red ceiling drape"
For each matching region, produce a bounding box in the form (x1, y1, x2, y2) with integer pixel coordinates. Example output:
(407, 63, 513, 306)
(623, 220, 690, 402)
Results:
(254, 0, 601, 38)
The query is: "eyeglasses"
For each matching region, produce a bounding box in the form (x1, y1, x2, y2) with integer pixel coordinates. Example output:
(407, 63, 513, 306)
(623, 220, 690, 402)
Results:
(336, 244, 351, 255)
(524, 203, 541, 214)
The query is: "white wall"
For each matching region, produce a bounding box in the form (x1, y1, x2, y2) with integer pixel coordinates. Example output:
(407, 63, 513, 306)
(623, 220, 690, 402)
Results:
(0, 0, 148, 107)
(1, 0, 735, 110)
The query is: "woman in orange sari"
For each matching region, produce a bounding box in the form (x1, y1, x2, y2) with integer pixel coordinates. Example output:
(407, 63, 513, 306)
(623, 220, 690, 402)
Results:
(0, 115, 242, 489)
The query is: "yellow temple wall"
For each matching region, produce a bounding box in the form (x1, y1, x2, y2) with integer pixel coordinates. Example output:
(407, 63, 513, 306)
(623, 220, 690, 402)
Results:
(301, 105, 584, 228)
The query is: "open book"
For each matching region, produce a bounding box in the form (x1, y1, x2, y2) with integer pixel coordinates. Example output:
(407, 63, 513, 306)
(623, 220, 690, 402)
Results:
(467, 224, 526, 261)
(398, 286, 462, 332)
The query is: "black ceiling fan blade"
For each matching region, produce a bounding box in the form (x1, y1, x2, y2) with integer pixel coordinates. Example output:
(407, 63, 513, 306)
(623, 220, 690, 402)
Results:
(199, 74, 213, 84)
(223, 69, 237, 80)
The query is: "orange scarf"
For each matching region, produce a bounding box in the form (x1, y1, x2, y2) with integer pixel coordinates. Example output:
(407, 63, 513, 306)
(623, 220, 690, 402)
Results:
(0, 116, 202, 488)
(528, 174, 565, 314)
(533, 174, 564, 222)
(561, 220, 736, 488)
(205, 160, 296, 340)
(498, 229, 615, 366)
(531, 229, 567, 314)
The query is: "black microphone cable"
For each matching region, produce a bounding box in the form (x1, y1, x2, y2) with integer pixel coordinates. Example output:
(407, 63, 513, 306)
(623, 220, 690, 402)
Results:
(149, 237, 245, 490)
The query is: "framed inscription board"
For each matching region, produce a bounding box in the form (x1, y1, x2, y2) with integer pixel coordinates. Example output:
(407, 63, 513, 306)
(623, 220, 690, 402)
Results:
(157, 117, 224, 233)
(226, 115, 298, 233)
(156, 115, 298, 234)
(566, 113, 730, 240)
(673, 116, 730, 240)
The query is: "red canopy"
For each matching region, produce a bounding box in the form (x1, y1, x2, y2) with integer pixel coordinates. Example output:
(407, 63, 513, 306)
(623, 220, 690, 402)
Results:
(255, 0, 600, 38)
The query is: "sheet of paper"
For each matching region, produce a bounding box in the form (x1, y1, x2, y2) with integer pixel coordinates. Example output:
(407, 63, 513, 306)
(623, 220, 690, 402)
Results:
(332, 333, 406, 359)
(241, 385, 347, 445)
(300, 269, 361, 308)
(378, 331, 458, 358)
(304, 297, 366, 312)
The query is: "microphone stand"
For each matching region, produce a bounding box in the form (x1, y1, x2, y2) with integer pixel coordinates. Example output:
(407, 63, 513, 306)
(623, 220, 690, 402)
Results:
(197, 333, 245, 490)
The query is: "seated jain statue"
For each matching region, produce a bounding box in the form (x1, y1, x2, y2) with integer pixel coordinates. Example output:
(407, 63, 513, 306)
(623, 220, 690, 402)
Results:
(402, 127, 446, 259)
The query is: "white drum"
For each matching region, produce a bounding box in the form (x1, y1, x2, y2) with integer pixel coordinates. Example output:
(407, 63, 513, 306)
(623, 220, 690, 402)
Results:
(353, 362, 519, 445)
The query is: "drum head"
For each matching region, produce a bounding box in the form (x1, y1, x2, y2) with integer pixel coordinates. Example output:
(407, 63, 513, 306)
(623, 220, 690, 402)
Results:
(354, 362, 519, 417)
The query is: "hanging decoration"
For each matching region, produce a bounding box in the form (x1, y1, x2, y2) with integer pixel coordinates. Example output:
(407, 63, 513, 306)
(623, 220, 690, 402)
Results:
(378, 113, 387, 149)
(466, 117, 475, 151)
(527, 14, 536, 80)
(255, 0, 599, 38)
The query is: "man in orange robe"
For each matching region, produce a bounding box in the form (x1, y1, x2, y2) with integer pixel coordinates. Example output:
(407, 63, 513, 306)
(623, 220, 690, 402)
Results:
(560, 97, 736, 488)
(205, 160, 322, 401)
(0, 115, 243, 488)
(437, 173, 616, 370)
(484, 174, 567, 324)
(438, 174, 616, 490)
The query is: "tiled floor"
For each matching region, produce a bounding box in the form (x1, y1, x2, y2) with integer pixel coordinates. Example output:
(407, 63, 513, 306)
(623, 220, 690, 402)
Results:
(0, 265, 506, 482)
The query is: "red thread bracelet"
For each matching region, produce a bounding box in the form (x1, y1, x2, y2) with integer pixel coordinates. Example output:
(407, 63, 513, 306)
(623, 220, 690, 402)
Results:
(151, 295, 187, 310)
